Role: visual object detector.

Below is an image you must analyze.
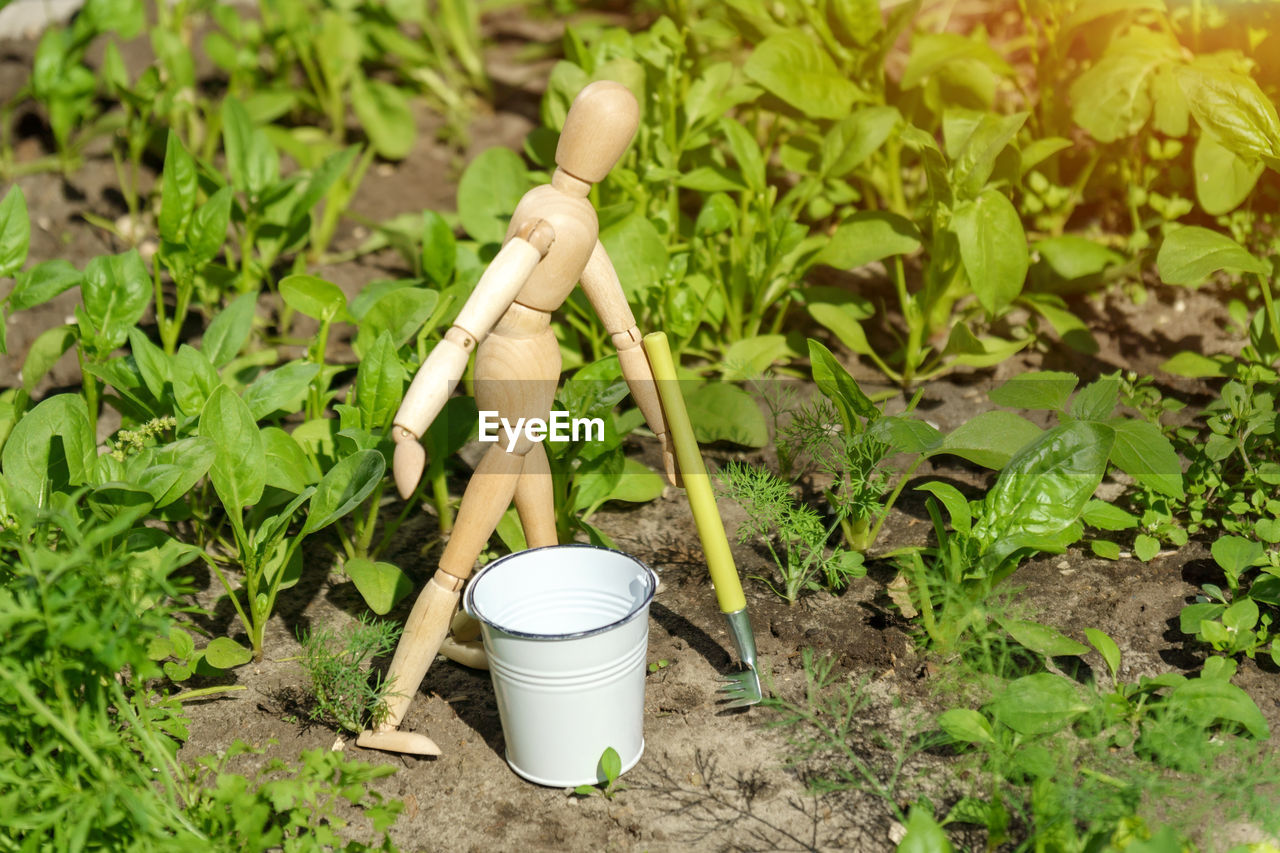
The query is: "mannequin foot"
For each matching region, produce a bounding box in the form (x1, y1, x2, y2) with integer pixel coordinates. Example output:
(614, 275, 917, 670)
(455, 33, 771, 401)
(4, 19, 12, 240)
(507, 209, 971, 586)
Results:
(356, 728, 441, 755)
(440, 636, 488, 670)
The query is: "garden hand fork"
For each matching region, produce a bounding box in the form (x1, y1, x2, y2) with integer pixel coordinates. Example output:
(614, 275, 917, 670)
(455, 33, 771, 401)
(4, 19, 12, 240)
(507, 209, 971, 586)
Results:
(642, 333, 762, 708)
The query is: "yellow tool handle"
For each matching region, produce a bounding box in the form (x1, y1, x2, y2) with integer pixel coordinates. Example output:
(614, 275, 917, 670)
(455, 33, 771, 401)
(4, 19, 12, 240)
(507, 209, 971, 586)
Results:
(643, 332, 747, 614)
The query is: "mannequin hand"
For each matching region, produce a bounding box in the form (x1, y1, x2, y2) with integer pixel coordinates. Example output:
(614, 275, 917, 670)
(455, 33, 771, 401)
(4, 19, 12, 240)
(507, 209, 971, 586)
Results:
(392, 425, 427, 499)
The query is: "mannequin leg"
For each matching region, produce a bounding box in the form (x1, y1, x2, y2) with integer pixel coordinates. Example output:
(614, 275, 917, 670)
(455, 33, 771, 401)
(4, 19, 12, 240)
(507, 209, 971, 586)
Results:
(358, 445, 522, 754)
(445, 443, 558, 667)
(514, 442, 557, 548)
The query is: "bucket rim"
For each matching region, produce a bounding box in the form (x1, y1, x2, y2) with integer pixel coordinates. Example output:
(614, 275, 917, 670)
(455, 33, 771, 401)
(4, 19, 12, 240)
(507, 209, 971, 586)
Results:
(463, 544, 658, 641)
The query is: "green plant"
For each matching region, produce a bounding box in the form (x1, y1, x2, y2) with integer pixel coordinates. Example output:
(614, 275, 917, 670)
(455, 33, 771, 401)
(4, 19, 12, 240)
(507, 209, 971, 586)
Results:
(572, 746, 626, 799)
(898, 418, 1112, 653)
(775, 340, 937, 553)
(717, 460, 865, 604)
(181, 741, 403, 851)
(0, 504, 198, 848)
(297, 615, 401, 734)
(764, 649, 940, 829)
(1180, 535, 1279, 664)
(936, 639, 1277, 850)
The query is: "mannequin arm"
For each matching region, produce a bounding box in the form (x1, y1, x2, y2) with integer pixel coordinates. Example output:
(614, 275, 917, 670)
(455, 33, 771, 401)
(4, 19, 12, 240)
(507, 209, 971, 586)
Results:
(391, 220, 554, 498)
(579, 241, 679, 486)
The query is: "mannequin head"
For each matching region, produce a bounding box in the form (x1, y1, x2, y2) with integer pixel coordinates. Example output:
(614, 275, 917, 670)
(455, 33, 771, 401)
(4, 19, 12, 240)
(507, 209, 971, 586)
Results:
(554, 81, 640, 185)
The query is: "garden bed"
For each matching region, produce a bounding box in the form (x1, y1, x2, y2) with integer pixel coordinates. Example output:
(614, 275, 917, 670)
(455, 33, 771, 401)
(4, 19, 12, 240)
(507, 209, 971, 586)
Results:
(4, 2, 1280, 851)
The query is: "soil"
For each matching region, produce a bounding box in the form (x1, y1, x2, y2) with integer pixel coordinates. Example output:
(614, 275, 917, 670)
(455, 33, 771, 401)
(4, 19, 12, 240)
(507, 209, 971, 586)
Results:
(3, 9, 1279, 853)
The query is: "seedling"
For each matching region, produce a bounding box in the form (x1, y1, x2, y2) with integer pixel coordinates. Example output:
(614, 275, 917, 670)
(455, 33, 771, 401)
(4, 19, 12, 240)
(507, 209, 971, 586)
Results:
(572, 747, 626, 800)
(297, 616, 401, 735)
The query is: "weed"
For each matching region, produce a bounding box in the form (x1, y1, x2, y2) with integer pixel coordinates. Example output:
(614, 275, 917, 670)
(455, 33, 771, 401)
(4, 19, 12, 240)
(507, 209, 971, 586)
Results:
(716, 460, 865, 604)
(297, 615, 401, 735)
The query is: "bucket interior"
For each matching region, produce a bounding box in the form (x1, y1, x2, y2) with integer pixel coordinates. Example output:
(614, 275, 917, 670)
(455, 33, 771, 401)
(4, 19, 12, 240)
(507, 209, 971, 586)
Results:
(467, 546, 656, 639)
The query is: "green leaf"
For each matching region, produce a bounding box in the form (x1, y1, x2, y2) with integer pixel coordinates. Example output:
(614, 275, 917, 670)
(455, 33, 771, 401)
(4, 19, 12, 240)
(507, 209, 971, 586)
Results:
(127, 326, 171, 400)
(600, 213, 667, 301)
(938, 708, 995, 744)
(204, 637, 253, 669)
(244, 362, 321, 422)
(81, 250, 152, 350)
(0, 186, 31, 278)
(597, 457, 665, 505)
(916, 481, 971, 536)
(421, 210, 456, 287)
(355, 286, 438, 356)
(1, 394, 96, 505)
(202, 291, 258, 367)
(720, 335, 792, 381)
(457, 147, 531, 245)
(1160, 351, 1229, 378)
(952, 189, 1028, 315)
(809, 339, 876, 421)
(8, 259, 82, 312)
(22, 325, 77, 395)
(1134, 533, 1160, 562)
(979, 421, 1113, 544)
(940, 325, 1029, 368)
(172, 344, 222, 417)
(1030, 236, 1124, 285)
(898, 805, 955, 853)
(302, 449, 386, 536)
(1081, 499, 1138, 531)
(280, 274, 349, 323)
(355, 331, 404, 431)
(743, 31, 864, 119)
(902, 32, 1011, 89)
(133, 437, 216, 508)
(1019, 137, 1073, 175)
(1167, 678, 1269, 739)
(1175, 64, 1280, 164)
(820, 106, 900, 178)
(1156, 226, 1268, 287)
(1069, 377, 1119, 422)
(685, 383, 768, 447)
(1211, 535, 1264, 580)
(600, 746, 622, 783)
(719, 117, 766, 193)
(1193, 132, 1264, 216)
(815, 211, 921, 269)
(200, 385, 266, 510)
(938, 410, 1042, 469)
(869, 416, 943, 455)
(189, 186, 233, 265)
(1068, 35, 1173, 143)
(351, 74, 416, 160)
(1108, 419, 1183, 499)
(159, 131, 197, 242)
(1000, 619, 1090, 657)
(808, 302, 872, 356)
(345, 557, 413, 615)
(1085, 628, 1121, 680)
(988, 370, 1077, 412)
(222, 96, 260, 194)
(989, 673, 1089, 736)
(261, 426, 314, 494)
(951, 110, 1027, 197)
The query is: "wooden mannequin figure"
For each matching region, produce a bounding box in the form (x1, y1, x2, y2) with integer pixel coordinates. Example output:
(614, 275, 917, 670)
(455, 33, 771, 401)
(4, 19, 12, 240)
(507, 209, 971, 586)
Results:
(357, 81, 678, 756)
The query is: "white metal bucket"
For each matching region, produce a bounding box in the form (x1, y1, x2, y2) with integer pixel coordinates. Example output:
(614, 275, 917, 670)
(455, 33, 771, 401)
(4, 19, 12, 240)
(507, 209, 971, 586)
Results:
(463, 544, 658, 787)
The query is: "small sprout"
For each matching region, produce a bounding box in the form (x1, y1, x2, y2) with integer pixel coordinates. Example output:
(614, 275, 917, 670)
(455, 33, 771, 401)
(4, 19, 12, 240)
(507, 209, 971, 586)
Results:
(647, 659, 670, 673)
(572, 747, 626, 799)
